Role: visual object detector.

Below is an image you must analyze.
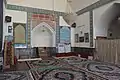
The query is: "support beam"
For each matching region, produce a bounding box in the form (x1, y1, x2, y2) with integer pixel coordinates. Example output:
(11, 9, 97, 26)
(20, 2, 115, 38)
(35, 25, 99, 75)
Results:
(76, 0, 115, 15)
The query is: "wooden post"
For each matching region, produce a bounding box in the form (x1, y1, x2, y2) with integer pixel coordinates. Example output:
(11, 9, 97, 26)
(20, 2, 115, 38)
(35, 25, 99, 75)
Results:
(4, 40, 7, 66)
(11, 41, 14, 65)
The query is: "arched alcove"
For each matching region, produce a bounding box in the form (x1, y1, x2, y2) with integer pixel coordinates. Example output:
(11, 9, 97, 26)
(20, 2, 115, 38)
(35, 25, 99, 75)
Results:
(14, 24, 25, 43)
(31, 22, 55, 47)
(98, 3, 120, 38)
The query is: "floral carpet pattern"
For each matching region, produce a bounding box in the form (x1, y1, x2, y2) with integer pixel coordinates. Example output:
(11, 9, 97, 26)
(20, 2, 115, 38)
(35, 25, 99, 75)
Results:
(58, 57, 120, 80)
(0, 71, 32, 80)
(1, 57, 120, 80)
(27, 58, 106, 80)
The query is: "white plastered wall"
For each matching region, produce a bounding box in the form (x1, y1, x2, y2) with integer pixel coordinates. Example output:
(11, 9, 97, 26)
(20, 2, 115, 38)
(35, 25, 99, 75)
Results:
(4, 9, 27, 36)
(74, 12, 90, 47)
(93, 0, 120, 38)
(93, 0, 120, 47)
(3, 2, 6, 50)
(4, 9, 27, 48)
(93, 2, 114, 38)
(6, 10, 27, 23)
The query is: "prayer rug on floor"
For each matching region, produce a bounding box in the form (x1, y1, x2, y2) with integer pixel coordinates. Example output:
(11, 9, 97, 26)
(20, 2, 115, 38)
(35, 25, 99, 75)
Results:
(27, 58, 106, 80)
(86, 62, 120, 80)
(58, 56, 120, 80)
(0, 71, 32, 80)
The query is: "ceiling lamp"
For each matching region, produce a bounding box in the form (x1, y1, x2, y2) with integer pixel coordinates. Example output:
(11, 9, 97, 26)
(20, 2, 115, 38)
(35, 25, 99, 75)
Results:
(63, 0, 77, 25)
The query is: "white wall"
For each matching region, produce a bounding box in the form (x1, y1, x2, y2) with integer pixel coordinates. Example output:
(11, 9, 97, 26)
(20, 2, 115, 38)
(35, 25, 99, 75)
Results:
(3, 9, 27, 37)
(3, 9, 27, 48)
(7, 0, 69, 12)
(93, 2, 114, 38)
(71, 28, 75, 47)
(6, 10, 27, 23)
(3, 4, 13, 38)
(74, 12, 90, 47)
(93, 0, 120, 39)
(93, 1, 120, 48)
(4, 9, 27, 36)
(3, 2, 6, 50)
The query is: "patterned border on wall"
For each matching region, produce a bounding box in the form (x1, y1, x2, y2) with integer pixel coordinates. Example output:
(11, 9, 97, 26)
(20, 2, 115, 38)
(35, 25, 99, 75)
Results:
(7, 4, 67, 16)
(27, 13, 59, 50)
(56, 16, 60, 46)
(27, 12, 32, 48)
(89, 11, 93, 47)
(76, 0, 115, 15)
(6, 4, 67, 49)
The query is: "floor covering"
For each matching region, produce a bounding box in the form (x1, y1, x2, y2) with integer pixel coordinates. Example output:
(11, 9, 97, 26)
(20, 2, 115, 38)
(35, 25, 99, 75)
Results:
(27, 57, 111, 80)
(1, 56, 120, 80)
(0, 71, 32, 80)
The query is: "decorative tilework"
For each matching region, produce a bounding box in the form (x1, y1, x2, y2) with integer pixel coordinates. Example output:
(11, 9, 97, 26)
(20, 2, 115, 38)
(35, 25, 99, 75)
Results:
(56, 16, 60, 43)
(27, 12, 32, 48)
(7, 4, 67, 16)
(56, 16, 60, 52)
(89, 11, 93, 47)
(76, 0, 115, 15)
(7, 4, 66, 50)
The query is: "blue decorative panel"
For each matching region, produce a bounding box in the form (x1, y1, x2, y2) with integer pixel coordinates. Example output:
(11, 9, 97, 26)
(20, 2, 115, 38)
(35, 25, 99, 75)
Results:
(58, 26, 71, 53)
(60, 26, 71, 43)
(14, 44, 27, 48)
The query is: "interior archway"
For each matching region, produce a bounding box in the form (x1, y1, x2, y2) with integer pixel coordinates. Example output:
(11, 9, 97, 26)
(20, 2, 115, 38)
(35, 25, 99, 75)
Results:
(31, 22, 55, 47)
(14, 24, 25, 44)
(98, 3, 120, 38)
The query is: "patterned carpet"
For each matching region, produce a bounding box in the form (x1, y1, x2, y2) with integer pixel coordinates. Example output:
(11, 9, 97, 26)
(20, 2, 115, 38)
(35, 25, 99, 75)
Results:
(0, 71, 32, 80)
(57, 57, 120, 80)
(1, 57, 120, 80)
(27, 58, 106, 80)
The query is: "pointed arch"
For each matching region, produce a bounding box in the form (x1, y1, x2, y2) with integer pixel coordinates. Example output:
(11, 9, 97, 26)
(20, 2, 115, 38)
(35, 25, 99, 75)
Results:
(31, 22, 56, 47)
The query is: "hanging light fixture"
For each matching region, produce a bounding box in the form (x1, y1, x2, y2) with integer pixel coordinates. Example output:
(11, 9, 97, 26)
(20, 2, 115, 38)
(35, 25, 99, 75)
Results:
(63, 0, 77, 25)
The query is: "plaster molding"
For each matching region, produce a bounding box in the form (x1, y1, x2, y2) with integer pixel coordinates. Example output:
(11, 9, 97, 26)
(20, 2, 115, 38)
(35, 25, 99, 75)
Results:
(7, 4, 67, 16)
